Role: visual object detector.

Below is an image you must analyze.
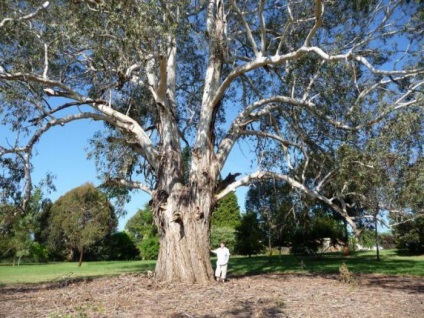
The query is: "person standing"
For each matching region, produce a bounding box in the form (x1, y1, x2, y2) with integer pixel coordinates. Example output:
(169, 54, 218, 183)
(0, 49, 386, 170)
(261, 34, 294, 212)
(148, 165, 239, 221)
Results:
(210, 242, 230, 282)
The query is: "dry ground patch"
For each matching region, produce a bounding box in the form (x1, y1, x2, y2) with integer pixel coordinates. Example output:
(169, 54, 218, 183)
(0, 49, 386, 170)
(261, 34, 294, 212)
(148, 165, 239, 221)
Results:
(1, 273, 423, 317)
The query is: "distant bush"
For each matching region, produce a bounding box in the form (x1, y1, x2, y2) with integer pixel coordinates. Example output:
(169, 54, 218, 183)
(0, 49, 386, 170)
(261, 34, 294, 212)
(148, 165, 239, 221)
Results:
(29, 242, 49, 263)
(139, 237, 159, 260)
(291, 217, 344, 256)
(393, 217, 424, 254)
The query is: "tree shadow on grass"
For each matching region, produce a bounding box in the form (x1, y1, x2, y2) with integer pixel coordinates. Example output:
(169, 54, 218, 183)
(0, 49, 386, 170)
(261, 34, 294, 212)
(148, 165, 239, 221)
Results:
(355, 274, 424, 295)
(228, 255, 424, 295)
(0, 275, 102, 295)
(229, 254, 424, 275)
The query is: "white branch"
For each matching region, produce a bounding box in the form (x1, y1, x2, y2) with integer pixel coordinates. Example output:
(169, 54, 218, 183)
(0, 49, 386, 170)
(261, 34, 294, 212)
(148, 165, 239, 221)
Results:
(304, 0, 323, 47)
(214, 170, 357, 232)
(230, 0, 260, 56)
(42, 43, 49, 79)
(258, 0, 266, 55)
(0, 1, 50, 28)
(104, 178, 153, 196)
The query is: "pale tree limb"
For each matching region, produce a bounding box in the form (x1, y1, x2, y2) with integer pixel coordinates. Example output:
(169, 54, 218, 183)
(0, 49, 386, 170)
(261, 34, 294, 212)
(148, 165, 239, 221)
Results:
(214, 170, 359, 235)
(0, 73, 160, 168)
(1, 111, 158, 211)
(230, 0, 260, 56)
(101, 178, 153, 196)
(304, 0, 323, 47)
(213, 43, 424, 115)
(258, 0, 266, 55)
(0, 1, 50, 28)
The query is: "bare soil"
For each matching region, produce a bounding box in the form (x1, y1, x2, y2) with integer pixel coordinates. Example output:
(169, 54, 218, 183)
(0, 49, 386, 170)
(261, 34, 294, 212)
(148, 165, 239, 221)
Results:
(1, 273, 423, 318)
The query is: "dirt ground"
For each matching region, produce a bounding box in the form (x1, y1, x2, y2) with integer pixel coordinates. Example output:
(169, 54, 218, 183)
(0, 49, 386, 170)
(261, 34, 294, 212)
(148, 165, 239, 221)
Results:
(1, 273, 423, 318)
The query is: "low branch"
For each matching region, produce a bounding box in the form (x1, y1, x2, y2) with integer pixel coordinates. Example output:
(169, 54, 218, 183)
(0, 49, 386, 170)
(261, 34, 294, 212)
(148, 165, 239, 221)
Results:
(101, 178, 153, 196)
(214, 170, 358, 233)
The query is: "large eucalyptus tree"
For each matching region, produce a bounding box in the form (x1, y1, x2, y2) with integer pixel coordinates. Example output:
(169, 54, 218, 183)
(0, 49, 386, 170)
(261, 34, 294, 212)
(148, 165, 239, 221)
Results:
(1, 0, 423, 283)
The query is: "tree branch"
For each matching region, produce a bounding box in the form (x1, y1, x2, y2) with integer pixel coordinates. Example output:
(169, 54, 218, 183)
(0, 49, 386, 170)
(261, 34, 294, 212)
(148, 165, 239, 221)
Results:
(304, 0, 323, 47)
(0, 1, 50, 28)
(230, 0, 259, 56)
(101, 178, 153, 196)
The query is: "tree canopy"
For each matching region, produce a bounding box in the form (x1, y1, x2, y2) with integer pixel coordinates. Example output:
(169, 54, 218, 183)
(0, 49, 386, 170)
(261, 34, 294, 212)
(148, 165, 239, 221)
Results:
(211, 192, 241, 228)
(48, 183, 117, 266)
(1, 0, 423, 283)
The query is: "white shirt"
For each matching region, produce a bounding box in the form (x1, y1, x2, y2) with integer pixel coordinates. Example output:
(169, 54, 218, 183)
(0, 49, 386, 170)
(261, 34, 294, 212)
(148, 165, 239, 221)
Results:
(212, 247, 230, 265)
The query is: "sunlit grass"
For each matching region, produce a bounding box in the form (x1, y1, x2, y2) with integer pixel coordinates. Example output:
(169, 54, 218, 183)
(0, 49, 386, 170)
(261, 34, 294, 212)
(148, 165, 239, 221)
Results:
(229, 249, 424, 277)
(0, 260, 155, 285)
(0, 250, 422, 286)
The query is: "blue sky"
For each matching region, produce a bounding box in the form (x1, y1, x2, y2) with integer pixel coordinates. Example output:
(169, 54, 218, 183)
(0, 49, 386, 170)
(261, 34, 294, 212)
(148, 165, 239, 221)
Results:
(1, 118, 250, 231)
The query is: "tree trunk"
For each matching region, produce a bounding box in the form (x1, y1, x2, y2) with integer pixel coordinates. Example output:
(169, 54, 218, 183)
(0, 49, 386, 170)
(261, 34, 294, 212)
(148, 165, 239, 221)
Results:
(151, 0, 226, 284)
(78, 246, 83, 267)
(268, 234, 272, 256)
(153, 184, 215, 283)
(374, 211, 380, 261)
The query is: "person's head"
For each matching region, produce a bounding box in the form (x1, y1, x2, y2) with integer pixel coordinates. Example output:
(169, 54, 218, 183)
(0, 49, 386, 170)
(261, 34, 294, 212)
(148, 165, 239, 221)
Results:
(220, 242, 225, 248)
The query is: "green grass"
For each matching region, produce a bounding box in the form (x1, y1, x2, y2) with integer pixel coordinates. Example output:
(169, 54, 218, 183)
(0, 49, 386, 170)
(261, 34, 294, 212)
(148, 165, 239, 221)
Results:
(0, 260, 155, 286)
(229, 249, 424, 277)
(0, 250, 422, 286)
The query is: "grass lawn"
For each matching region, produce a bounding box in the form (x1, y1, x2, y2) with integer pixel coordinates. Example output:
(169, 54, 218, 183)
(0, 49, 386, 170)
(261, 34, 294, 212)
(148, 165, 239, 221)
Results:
(0, 250, 422, 286)
(229, 249, 424, 277)
(0, 260, 155, 286)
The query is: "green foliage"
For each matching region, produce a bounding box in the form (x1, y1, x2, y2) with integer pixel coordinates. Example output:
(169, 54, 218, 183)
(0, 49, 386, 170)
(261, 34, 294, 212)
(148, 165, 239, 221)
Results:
(393, 217, 424, 254)
(235, 212, 265, 257)
(358, 229, 377, 249)
(125, 205, 159, 260)
(99, 232, 140, 261)
(210, 226, 236, 253)
(139, 237, 160, 260)
(211, 192, 241, 228)
(48, 183, 117, 264)
(210, 192, 241, 254)
(28, 242, 49, 263)
(388, 158, 424, 254)
(246, 181, 297, 249)
(397, 158, 424, 214)
(125, 205, 157, 242)
(0, 204, 38, 263)
(291, 216, 345, 255)
(0, 157, 25, 205)
(0, 187, 57, 263)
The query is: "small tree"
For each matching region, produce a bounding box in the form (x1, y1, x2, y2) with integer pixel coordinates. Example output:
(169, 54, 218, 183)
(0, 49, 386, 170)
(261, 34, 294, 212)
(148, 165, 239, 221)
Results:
(211, 192, 241, 228)
(235, 212, 265, 257)
(48, 183, 117, 266)
(246, 181, 295, 253)
(0, 188, 50, 264)
(210, 192, 240, 252)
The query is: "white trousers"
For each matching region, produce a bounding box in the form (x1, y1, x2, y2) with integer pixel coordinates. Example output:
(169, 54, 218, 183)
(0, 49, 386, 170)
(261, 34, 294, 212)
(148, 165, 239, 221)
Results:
(215, 264, 228, 279)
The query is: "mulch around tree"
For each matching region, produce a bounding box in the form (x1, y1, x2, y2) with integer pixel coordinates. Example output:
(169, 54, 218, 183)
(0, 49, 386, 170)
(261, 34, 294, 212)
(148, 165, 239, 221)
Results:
(0, 273, 423, 317)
